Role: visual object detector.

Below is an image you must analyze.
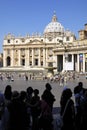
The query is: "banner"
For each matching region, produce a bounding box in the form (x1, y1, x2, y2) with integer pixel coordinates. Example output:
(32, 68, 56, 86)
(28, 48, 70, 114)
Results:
(79, 54, 83, 62)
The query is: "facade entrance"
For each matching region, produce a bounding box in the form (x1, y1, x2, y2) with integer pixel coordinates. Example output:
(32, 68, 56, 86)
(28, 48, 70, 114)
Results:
(57, 55, 63, 72)
(7, 56, 11, 66)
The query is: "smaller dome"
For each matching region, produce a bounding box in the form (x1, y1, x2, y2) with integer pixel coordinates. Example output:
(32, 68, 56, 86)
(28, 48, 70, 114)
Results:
(44, 13, 65, 34)
(65, 29, 75, 37)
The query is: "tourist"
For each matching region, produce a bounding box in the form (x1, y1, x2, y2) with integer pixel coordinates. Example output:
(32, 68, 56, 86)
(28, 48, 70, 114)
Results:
(30, 89, 41, 130)
(60, 88, 75, 130)
(39, 93, 53, 130)
(80, 90, 87, 130)
(41, 83, 56, 111)
(8, 90, 29, 130)
(74, 82, 87, 130)
(4, 85, 12, 109)
(0, 92, 9, 130)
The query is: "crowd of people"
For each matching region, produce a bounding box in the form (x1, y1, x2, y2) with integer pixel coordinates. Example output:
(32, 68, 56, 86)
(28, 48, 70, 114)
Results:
(0, 80, 87, 130)
(0, 83, 55, 130)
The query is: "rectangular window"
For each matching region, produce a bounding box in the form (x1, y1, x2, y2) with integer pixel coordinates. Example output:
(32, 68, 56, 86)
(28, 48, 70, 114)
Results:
(35, 59, 38, 66)
(21, 59, 25, 66)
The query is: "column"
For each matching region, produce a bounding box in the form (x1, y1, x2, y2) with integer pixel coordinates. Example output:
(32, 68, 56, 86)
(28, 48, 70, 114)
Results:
(11, 49, 14, 66)
(77, 54, 80, 72)
(83, 53, 85, 72)
(28, 49, 30, 66)
(72, 54, 74, 71)
(32, 49, 34, 66)
(18, 49, 21, 66)
(43, 48, 45, 67)
(25, 49, 29, 67)
(46, 48, 48, 67)
(3, 50, 6, 67)
(38, 48, 41, 66)
(63, 54, 65, 71)
(53, 55, 57, 67)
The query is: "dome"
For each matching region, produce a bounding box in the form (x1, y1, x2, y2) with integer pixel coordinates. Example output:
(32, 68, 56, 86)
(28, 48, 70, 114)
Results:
(44, 14, 65, 34)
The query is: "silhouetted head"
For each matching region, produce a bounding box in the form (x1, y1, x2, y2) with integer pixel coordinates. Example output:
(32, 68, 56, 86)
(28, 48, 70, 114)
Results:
(4, 85, 12, 100)
(78, 82, 83, 88)
(26, 86, 33, 95)
(20, 91, 26, 101)
(12, 90, 19, 100)
(45, 83, 52, 91)
(62, 88, 72, 99)
(5, 85, 12, 92)
(78, 82, 83, 92)
(33, 89, 39, 95)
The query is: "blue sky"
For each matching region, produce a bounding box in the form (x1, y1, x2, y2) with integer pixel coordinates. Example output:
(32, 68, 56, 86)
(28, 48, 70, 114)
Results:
(0, 0, 87, 52)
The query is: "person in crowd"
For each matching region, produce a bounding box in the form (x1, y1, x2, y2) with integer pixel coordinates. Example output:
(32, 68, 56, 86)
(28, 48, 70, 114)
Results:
(78, 82, 85, 92)
(41, 83, 56, 111)
(19, 90, 30, 130)
(78, 82, 87, 105)
(80, 90, 87, 130)
(8, 90, 29, 130)
(0, 92, 9, 130)
(4, 85, 12, 109)
(74, 85, 82, 130)
(26, 86, 33, 103)
(30, 89, 41, 130)
(74, 82, 87, 130)
(26, 86, 34, 127)
(39, 93, 53, 130)
(74, 82, 86, 114)
(60, 88, 75, 130)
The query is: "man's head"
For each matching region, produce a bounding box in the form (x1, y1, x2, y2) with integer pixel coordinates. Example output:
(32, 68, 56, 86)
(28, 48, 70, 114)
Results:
(45, 83, 52, 91)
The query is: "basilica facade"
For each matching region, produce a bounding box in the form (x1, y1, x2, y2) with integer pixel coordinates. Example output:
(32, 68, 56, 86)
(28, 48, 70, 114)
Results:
(2, 13, 87, 74)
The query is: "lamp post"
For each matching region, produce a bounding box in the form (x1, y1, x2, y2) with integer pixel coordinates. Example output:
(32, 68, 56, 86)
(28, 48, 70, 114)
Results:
(64, 46, 68, 72)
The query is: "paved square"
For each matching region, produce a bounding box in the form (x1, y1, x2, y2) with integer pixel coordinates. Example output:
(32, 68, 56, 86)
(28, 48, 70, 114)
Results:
(0, 73, 87, 108)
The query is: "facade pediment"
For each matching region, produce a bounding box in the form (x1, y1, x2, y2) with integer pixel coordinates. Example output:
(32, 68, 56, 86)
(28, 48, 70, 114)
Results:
(31, 41, 42, 45)
(29, 39, 44, 45)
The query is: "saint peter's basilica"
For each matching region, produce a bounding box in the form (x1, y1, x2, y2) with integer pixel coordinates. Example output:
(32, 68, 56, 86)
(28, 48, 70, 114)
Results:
(2, 13, 87, 75)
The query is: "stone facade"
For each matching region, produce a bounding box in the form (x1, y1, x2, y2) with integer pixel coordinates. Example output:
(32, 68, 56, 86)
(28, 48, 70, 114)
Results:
(2, 13, 87, 73)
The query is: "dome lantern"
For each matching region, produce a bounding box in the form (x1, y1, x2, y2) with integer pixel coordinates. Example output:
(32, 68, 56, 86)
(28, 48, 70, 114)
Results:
(52, 12, 57, 22)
